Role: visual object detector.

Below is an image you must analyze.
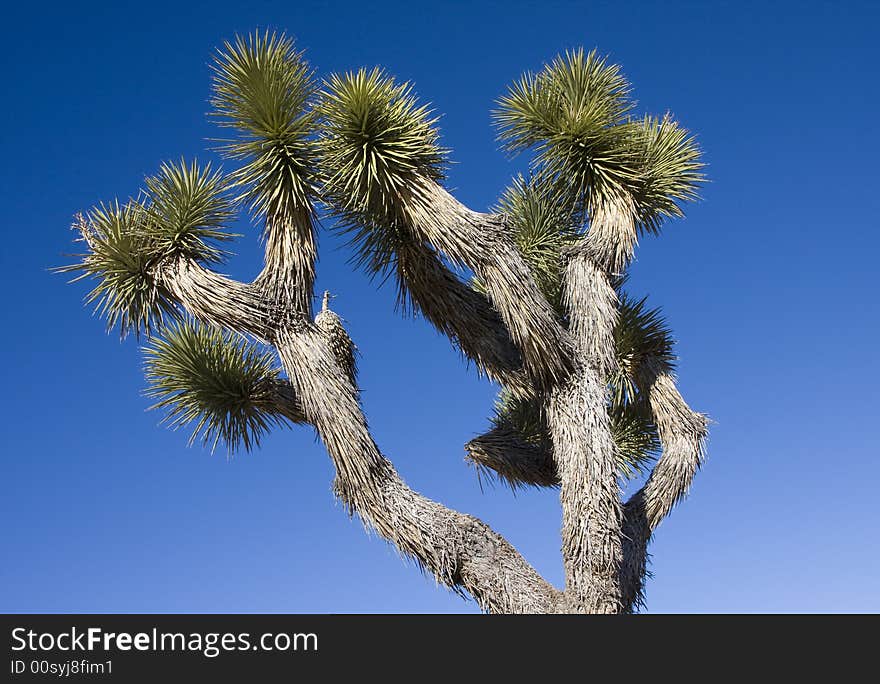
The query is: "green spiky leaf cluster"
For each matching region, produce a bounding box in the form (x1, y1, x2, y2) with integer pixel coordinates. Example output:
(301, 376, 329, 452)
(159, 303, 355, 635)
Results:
(497, 176, 579, 311)
(319, 68, 445, 220)
(608, 401, 660, 477)
(495, 49, 636, 208)
(495, 49, 703, 232)
(144, 159, 236, 262)
(59, 202, 179, 338)
(318, 68, 446, 275)
(211, 30, 319, 219)
(60, 161, 235, 338)
(610, 291, 675, 407)
(628, 115, 703, 234)
(144, 320, 292, 453)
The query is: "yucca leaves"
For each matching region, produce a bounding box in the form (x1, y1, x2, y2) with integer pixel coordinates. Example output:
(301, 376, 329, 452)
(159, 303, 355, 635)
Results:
(61, 161, 237, 338)
(144, 320, 296, 453)
(62, 34, 700, 490)
(211, 30, 319, 219)
(59, 202, 179, 338)
(611, 292, 675, 408)
(495, 49, 637, 211)
(318, 68, 446, 275)
(144, 159, 236, 263)
(495, 49, 703, 239)
(609, 400, 661, 478)
(497, 175, 578, 311)
(628, 115, 704, 234)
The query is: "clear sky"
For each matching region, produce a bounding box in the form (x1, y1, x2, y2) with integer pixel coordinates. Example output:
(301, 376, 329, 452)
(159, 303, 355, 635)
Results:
(2, 0, 878, 613)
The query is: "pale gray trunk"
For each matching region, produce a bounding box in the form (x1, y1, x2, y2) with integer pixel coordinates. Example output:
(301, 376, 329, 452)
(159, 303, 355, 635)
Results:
(548, 250, 624, 613)
(131, 179, 707, 614)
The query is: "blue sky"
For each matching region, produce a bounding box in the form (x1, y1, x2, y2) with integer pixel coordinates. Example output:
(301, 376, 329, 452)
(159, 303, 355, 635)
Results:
(2, 0, 878, 613)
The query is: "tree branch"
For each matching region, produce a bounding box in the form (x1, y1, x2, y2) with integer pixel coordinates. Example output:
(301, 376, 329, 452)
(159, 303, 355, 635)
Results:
(396, 241, 529, 393)
(156, 258, 275, 339)
(273, 323, 562, 613)
(254, 209, 318, 317)
(404, 179, 575, 389)
(150, 256, 561, 612)
(620, 361, 708, 612)
(464, 425, 558, 489)
(548, 250, 623, 612)
(627, 361, 708, 530)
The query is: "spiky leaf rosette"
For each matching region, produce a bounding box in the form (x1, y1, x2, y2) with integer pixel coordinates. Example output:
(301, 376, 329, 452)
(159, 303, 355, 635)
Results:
(59, 203, 179, 338)
(318, 67, 446, 276)
(495, 49, 637, 212)
(144, 159, 236, 263)
(144, 320, 299, 453)
(609, 399, 660, 478)
(211, 30, 318, 219)
(628, 115, 704, 234)
(610, 291, 676, 408)
(60, 161, 237, 338)
(496, 175, 579, 311)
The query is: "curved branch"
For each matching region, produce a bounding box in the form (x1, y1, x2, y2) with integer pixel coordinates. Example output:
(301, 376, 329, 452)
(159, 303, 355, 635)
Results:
(156, 258, 276, 339)
(620, 361, 708, 612)
(152, 255, 560, 611)
(396, 241, 528, 393)
(629, 361, 708, 530)
(404, 179, 575, 389)
(274, 323, 562, 613)
(465, 425, 558, 489)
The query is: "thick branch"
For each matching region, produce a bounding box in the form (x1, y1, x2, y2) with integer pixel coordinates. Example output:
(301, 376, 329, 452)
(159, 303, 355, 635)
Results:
(465, 425, 558, 488)
(153, 255, 559, 611)
(274, 324, 562, 613)
(546, 248, 624, 612)
(628, 362, 708, 530)
(254, 209, 317, 317)
(396, 241, 528, 393)
(157, 258, 275, 339)
(404, 179, 574, 389)
(620, 362, 708, 612)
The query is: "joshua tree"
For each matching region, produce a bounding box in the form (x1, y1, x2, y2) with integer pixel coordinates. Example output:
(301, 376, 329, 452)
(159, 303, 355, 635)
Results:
(62, 31, 707, 613)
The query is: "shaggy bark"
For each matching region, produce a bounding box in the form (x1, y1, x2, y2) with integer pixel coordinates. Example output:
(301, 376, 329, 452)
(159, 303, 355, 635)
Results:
(395, 241, 528, 393)
(619, 360, 708, 611)
(403, 179, 574, 389)
(465, 424, 558, 489)
(150, 252, 563, 613)
(547, 248, 624, 613)
(254, 209, 318, 317)
(81, 175, 706, 613)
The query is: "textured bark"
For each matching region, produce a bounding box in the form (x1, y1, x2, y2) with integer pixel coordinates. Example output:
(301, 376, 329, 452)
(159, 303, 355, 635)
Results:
(636, 361, 708, 530)
(159, 258, 274, 338)
(619, 361, 708, 611)
(254, 209, 318, 317)
(403, 179, 574, 390)
(315, 292, 358, 386)
(548, 250, 624, 613)
(548, 371, 622, 612)
(273, 324, 562, 613)
(151, 254, 562, 613)
(465, 424, 558, 489)
(396, 241, 528, 393)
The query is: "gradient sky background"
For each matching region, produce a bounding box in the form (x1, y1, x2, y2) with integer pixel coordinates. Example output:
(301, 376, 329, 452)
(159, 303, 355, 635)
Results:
(2, 0, 878, 613)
